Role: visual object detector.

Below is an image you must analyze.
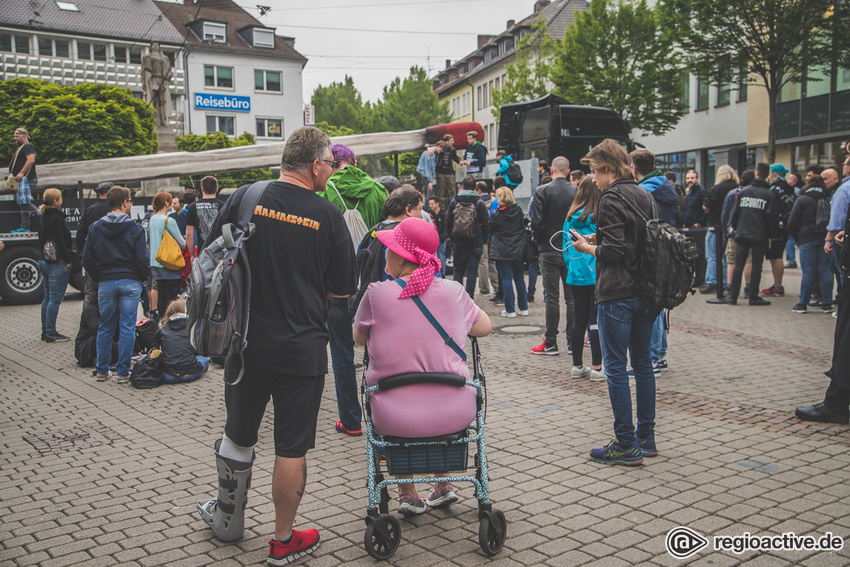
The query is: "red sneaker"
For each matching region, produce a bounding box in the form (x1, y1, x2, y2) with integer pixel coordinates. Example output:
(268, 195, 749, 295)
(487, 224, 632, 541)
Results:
(530, 341, 559, 355)
(760, 285, 784, 297)
(335, 420, 362, 437)
(268, 529, 320, 566)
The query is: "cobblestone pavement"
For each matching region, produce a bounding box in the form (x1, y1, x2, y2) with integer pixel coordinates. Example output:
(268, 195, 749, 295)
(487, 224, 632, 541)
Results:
(2, 267, 850, 567)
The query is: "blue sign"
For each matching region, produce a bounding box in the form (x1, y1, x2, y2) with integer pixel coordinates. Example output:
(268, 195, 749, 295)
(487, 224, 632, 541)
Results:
(194, 93, 251, 112)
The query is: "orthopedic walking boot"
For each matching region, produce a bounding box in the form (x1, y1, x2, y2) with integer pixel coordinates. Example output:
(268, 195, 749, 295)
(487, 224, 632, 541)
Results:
(197, 439, 255, 542)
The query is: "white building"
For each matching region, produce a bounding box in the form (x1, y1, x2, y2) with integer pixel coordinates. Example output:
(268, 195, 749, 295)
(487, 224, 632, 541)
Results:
(156, 0, 307, 145)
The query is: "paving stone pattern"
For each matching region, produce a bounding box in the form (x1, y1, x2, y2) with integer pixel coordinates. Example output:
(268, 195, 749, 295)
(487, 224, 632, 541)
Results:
(1, 268, 849, 566)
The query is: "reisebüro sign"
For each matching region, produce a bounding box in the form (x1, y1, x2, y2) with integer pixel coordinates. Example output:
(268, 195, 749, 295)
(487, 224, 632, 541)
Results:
(194, 93, 251, 112)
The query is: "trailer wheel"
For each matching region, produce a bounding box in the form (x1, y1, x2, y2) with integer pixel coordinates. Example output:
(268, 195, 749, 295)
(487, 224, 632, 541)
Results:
(0, 247, 44, 305)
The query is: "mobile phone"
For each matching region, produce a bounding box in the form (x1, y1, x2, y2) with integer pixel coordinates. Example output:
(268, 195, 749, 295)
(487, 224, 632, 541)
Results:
(569, 229, 580, 242)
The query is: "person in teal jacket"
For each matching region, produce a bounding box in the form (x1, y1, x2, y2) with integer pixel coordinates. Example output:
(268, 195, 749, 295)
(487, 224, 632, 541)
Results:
(318, 144, 388, 438)
(495, 150, 519, 189)
(563, 175, 604, 381)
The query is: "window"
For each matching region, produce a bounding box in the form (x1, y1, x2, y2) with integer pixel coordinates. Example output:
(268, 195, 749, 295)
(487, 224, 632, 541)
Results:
(55, 40, 69, 58)
(205, 65, 233, 88)
(15, 35, 29, 54)
(207, 115, 234, 135)
(738, 72, 748, 102)
(717, 82, 730, 106)
(38, 38, 53, 56)
(806, 65, 831, 98)
(254, 29, 275, 48)
(495, 77, 500, 91)
(679, 72, 690, 106)
(256, 118, 282, 138)
(129, 46, 142, 64)
(114, 46, 127, 63)
(696, 77, 709, 110)
(779, 81, 801, 103)
(483, 82, 489, 108)
(55, 1, 80, 10)
(839, 67, 850, 92)
(462, 92, 470, 115)
(92, 43, 106, 61)
(254, 69, 281, 92)
(204, 22, 226, 43)
(0, 34, 10, 52)
(477, 86, 482, 110)
(77, 41, 90, 59)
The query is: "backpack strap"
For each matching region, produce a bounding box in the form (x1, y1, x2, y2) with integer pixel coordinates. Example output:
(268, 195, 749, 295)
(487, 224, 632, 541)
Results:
(608, 187, 660, 223)
(395, 278, 467, 363)
(235, 180, 274, 229)
(327, 179, 361, 213)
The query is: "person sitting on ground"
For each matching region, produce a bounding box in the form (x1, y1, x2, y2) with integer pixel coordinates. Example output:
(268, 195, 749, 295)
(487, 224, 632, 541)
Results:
(353, 217, 492, 515)
(156, 298, 210, 383)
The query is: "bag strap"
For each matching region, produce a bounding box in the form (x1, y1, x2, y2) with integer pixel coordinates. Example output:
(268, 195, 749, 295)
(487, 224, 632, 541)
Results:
(9, 144, 24, 174)
(327, 179, 361, 213)
(235, 180, 274, 229)
(395, 278, 467, 363)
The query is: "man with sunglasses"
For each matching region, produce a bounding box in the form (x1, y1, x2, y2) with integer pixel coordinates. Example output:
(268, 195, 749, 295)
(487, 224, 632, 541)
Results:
(198, 127, 357, 566)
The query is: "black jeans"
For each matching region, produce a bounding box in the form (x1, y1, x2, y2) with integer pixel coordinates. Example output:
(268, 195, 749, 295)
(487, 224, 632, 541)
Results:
(453, 244, 483, 299)
(157, 277, 181, 315)
(571, 284, 602, 368)
(539, 251, 574, 348)
(729, 239, 766, 302)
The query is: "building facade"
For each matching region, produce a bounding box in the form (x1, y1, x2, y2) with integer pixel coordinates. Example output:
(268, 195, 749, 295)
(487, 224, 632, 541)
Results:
(156, 0, 307, 145)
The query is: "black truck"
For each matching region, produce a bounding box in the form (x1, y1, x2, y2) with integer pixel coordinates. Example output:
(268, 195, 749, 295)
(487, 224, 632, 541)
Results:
(497, 93, 635, 170)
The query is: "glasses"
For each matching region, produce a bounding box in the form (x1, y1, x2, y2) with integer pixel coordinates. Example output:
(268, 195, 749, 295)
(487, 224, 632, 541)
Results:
(321, 159, 339, 169)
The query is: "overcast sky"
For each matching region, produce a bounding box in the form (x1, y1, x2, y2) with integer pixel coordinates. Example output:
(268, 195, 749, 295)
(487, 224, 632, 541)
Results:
(226, 0, 539, 104)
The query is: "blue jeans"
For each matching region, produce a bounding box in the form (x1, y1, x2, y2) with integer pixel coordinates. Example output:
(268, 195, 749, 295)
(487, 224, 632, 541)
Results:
(436, 241, 447, 277)
(597, 297, 657, 447)
(328, 296, 361, 431)
(527, 260, 539, 296)
(650, 310, 667, 361)
(799, 240, 833, 306)
(453, 244, 482, 298)
(786, 236, 797, 264)
(97, 279, 142, 377)
(704, 230, 726, 286)
(39, 261, 70, 335)
(164, 355, 210, 384)
(496, 259, 528, 313)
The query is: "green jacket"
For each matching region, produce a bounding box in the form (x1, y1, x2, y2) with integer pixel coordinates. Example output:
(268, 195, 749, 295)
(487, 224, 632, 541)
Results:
(318, 166, 388, 229)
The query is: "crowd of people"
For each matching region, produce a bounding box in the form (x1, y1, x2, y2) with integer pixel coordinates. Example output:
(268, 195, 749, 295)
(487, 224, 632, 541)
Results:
(7, 120, 850, 566)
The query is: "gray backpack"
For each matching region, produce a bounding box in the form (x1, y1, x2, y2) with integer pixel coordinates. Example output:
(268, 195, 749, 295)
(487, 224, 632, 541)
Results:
(186, 181, 271, 385)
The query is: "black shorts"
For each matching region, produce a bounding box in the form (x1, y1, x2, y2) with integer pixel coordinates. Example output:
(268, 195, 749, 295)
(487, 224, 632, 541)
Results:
(224, 366, 325, 458)
(766, 236, 788, 260)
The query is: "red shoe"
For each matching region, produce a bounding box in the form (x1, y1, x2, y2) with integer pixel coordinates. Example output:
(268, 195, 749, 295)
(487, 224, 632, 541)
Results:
(335, 420, 362, 437)
(760, 285, 784, 297)
(268, 529, 320, 566)
(530, 341, 559, 355)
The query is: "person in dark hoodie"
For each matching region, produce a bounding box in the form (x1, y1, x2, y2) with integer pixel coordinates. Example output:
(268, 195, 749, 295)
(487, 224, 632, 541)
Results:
(37, 188, 74, 342)
(760, 163, 796, 297)
(76, 181, 114, 302)
(447, 175, 490, 298)
(489, 187, 528, 317)
(701, 165, 740, 294)
(82, 186, 150, 383)
(157, 298, 210, 383)
(572, 139, 659, 466)
(727, 163, 778, 306)
(787, 175, 833, 313)
(631, 150, 680, 374)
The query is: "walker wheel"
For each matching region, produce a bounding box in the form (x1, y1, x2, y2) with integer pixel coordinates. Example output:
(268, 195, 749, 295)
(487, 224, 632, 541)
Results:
(364, 515, 401, 560)
(479, 509, 506, 556)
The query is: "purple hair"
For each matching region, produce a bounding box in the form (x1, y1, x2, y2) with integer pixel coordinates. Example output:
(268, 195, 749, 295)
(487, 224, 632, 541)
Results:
(332, 144, 356, 165)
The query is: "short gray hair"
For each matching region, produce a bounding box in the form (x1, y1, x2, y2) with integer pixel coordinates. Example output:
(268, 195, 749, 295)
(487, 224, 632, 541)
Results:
(551, 156, 570, 174)
(281, 127, 332, 173)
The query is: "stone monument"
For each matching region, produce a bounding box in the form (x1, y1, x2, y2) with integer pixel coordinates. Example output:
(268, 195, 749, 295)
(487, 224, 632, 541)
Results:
(141, 41, 179, 195)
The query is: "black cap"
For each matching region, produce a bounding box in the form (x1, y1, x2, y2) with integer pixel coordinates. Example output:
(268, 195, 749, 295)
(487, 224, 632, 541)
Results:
(95, 182, 114, 194)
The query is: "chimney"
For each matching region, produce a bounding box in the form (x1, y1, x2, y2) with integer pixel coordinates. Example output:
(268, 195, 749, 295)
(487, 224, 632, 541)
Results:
(534, 0, 551, 12)
(506, 19, 515, 30)
(446, 59, 451, 70)
(477, 34, 495, 49)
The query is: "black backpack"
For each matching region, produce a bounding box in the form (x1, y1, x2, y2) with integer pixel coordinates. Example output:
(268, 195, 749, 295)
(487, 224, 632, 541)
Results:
(186, 181, 271, 385)
(506, 160, 523, 185)
(608, 189, 699, 311)
(130, 349, 163, 389)
(814, 197, 831, 233)
(451, 202, 478, 239)
(347, 220, 399, 317)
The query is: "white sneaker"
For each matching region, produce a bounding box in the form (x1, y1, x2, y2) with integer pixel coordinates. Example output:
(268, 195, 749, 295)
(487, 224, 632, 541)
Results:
(590, 368, 606, 382)
(501, 310, 516, 318)
(518, 309, 529, 316)
(571, 366, 591, 379)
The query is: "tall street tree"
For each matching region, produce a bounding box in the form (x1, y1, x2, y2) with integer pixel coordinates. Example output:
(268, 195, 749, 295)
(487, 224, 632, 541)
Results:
(310, 75, 377, 133)
(374, 66, 451, 132)
(550, 0, 688, 136)
(661, 0, 847, 162)
(491, 17, 556, 119)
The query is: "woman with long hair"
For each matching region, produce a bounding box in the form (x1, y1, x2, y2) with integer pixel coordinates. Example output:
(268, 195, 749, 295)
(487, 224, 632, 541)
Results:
(37, 188, 74, 342)
(489, 187, 528, 317)
(563, 175, 604, 380)
(701, 164, 740, 294)
(148, 191, 186, 318)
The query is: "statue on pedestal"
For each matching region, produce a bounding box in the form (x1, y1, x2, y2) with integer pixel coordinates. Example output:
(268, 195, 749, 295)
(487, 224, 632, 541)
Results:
(142, 41, 173, 127)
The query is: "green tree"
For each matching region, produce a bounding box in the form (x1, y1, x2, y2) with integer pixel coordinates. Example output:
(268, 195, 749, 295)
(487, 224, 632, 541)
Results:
(0, 78, 157, 164)
(311, 76, 377, 133)
(550, 0, 687, 136)
(659, 0, 847, 162)
(175, 131, 271, 188)
(374, 66, 451, 132)
(491, 17, 555, 119)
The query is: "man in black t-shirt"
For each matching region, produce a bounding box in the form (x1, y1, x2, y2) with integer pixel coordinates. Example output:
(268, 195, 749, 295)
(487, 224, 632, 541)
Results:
(9, 128, 39, 232)
(197, 127, 356, 565)
(185, 175, 225, 259)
